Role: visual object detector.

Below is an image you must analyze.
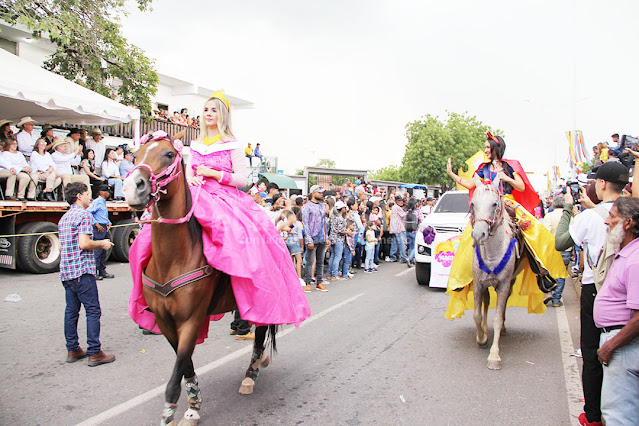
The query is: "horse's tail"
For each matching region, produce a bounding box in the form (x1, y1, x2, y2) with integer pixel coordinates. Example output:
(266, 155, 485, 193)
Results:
(266, 324, 278, 353)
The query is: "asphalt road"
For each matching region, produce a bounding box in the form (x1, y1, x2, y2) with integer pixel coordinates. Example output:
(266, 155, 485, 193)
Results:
(0, 260, 583, 425)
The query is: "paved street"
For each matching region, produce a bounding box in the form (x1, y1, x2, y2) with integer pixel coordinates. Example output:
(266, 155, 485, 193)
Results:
(0, 261, 583, 425)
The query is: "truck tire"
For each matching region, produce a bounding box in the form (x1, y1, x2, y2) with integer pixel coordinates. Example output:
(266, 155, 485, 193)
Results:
(415, 262, 431, 286)
(14, 223, 31, 271)
(15, 222, 61, 274)
(110, 219, 138, 262)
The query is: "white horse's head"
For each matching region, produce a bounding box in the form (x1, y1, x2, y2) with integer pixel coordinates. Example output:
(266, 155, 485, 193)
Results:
(470, 173, 503, 245)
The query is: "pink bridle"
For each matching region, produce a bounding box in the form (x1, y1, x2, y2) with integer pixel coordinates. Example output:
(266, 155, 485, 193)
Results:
(127, 131, 199, 224)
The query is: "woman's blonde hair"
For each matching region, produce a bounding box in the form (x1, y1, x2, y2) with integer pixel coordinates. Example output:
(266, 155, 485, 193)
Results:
(198, 97, 235, 143)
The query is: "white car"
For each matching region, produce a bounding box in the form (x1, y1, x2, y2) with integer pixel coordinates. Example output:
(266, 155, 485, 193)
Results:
(414, 190, 470, 287)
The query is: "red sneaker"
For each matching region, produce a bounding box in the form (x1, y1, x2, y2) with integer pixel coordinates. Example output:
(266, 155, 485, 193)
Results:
(578, 413, 602, 426)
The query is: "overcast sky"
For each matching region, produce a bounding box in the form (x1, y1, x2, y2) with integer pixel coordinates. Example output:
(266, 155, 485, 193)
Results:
(121, 0, 639, 177)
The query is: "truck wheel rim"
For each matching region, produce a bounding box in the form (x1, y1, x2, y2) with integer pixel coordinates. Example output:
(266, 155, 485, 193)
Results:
(35, 233, 60, 265)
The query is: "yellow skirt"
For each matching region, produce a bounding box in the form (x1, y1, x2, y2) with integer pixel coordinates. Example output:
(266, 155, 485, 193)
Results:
(444, 195, 569, 320)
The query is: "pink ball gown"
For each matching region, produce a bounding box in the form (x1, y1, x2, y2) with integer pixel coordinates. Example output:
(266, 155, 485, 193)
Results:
(128, 139, 311, 343)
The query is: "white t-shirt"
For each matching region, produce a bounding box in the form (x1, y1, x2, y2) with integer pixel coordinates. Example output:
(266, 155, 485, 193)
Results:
(16, 130, 38, 157)
(569, 203, 613, 285)
(30, 151, 55, 172)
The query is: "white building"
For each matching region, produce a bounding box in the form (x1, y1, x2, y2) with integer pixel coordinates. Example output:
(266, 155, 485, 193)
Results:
(0, 21, 254, 122)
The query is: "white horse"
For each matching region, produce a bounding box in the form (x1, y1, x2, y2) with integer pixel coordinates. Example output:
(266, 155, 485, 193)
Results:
(469, 174, 523, 370)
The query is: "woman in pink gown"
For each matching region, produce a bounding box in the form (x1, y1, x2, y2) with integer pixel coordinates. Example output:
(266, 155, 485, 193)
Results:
(128, 92, 311, 342)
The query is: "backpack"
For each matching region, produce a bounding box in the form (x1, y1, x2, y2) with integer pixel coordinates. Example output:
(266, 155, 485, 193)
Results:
(405, 209, 418, 232)
(585, 204, 616, 291)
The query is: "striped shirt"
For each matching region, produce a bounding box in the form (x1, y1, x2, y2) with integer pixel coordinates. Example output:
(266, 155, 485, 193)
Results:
(58, 205, 96, 281)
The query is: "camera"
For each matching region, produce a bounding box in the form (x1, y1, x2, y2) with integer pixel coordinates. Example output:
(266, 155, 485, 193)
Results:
(616, 135, 638, 169)
(566, 181, 580, 204)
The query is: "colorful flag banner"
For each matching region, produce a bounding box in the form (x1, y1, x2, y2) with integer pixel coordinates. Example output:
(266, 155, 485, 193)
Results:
(566, 130, 590, 169)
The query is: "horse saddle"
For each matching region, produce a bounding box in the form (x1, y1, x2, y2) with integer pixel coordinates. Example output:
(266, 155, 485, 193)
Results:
(506, 206, 557, 294)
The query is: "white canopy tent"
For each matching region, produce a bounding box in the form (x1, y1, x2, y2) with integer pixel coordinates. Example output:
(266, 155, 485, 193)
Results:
(0, 49, 140, 141)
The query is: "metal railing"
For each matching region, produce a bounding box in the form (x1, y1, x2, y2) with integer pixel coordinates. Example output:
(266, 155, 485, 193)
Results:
(68, 119, 201, 144)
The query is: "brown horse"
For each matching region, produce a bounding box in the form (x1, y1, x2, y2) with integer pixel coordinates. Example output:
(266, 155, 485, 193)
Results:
(123, 133, 275, 425)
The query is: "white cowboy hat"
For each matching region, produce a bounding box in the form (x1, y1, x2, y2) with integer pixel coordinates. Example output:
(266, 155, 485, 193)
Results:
(0, 119, 12, 128)
(52, 138, 68, 150)
(91, 128, 103, 135)
(17, 116, 36, 127)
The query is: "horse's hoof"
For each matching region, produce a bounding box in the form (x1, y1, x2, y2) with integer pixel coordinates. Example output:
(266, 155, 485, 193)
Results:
(238, 377, 255, 395)
(477, 339, 490, 349)
(487, 360, 502, 370)
(260, 353, 270, 369)
(177, 408, 200, 426)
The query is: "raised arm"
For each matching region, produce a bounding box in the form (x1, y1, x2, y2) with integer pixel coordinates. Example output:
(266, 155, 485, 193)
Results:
(447, 158, 476, 190)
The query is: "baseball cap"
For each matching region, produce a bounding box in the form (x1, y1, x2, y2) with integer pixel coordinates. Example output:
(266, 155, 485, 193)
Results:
(334, 201, 347, 210)
(309, 185, 325, 194)
(593, 161, 629, 184)
(370, 196, 381, 202)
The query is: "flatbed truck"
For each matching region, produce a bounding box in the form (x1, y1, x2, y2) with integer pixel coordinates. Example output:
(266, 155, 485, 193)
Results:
(0, 200, 139, 274)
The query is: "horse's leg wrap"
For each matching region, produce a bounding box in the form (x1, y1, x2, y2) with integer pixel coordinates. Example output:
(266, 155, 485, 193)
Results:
(161, 402, 178, 426)
(245, 347, 264, 381)
(239, 347, 269, 395)
(184, 375, 202, 411)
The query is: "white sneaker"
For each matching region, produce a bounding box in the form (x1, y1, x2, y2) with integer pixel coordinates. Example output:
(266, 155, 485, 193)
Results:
(385, 257, 392, 262)
(347, 272, 354, 278)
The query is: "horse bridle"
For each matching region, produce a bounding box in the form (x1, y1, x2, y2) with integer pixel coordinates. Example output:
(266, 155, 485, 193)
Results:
(470, 184, 504, 233)
(126, 133, 199, 225)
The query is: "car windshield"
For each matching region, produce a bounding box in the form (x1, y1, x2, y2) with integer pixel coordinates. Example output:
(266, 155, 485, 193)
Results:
(434, 193, 469, 213)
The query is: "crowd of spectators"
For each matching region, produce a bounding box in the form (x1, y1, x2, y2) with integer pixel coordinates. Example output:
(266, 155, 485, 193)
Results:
(151, 107, 200, 128)
(246, 177, 436, 293)
(0, 116, 132, 201)
(537, 134, 638, 426)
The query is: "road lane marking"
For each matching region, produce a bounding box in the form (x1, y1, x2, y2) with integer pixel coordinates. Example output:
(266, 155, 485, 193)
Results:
(555, 304, 582, 424)
(76, 292, 366, 425)
(395, 268, 413, 277)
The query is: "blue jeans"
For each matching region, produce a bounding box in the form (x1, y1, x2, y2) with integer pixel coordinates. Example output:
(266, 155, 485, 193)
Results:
(391, 231, 407, 262)
(341, 247, 353, 277)
(328, 241, 344, 277)
(365, 246, 375, 269)
(303, 241, 326, 284)
(63, 274, 101, 355)
(93, 225, 108, 273)
(553, 251, 571, 303)
(390, 234, 398, 260)
(600, 330, 639, 425)
(406, 231, 416, 262)
(107, 178, 123, 198)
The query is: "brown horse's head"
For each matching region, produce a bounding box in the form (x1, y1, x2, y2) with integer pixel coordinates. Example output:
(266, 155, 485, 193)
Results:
(123, 132, 182, 210)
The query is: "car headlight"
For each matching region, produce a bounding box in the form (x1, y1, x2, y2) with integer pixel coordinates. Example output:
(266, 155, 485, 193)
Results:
(418, 245, 431, 256)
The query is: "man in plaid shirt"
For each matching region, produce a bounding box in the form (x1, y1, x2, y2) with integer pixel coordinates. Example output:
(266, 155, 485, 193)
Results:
(58, 182, 115, 367)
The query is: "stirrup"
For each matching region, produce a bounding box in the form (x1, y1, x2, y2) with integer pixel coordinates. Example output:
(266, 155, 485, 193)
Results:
(537, 274, 557, 293)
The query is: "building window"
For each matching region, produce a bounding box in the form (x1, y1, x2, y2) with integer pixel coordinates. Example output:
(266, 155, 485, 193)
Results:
(0, 38, 17, 55)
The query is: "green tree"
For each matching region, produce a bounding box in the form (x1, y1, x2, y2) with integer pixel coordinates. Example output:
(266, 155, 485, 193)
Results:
(1, 0, 159, 114)
(370, 164, 403, 181)
(314, 158, 336, 169)
(401, 112, 500, 190)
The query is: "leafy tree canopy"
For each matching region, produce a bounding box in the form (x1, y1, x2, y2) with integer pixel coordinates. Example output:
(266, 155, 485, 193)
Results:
(370, 164, 402, 181)
(314, 158, 336, 169)
(1, 0, 159, 114)
(400, 112, 500, 190)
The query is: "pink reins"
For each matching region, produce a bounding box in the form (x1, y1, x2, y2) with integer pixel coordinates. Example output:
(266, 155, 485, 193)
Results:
(127, 131, 199, 225)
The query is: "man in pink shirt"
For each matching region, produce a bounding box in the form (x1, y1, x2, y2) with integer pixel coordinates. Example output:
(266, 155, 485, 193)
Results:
(389, 196, 408, 263)
(593, 197, 639, 425)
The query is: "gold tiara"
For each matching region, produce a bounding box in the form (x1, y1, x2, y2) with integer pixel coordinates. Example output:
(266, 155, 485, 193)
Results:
(209, 90, 229, 110)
